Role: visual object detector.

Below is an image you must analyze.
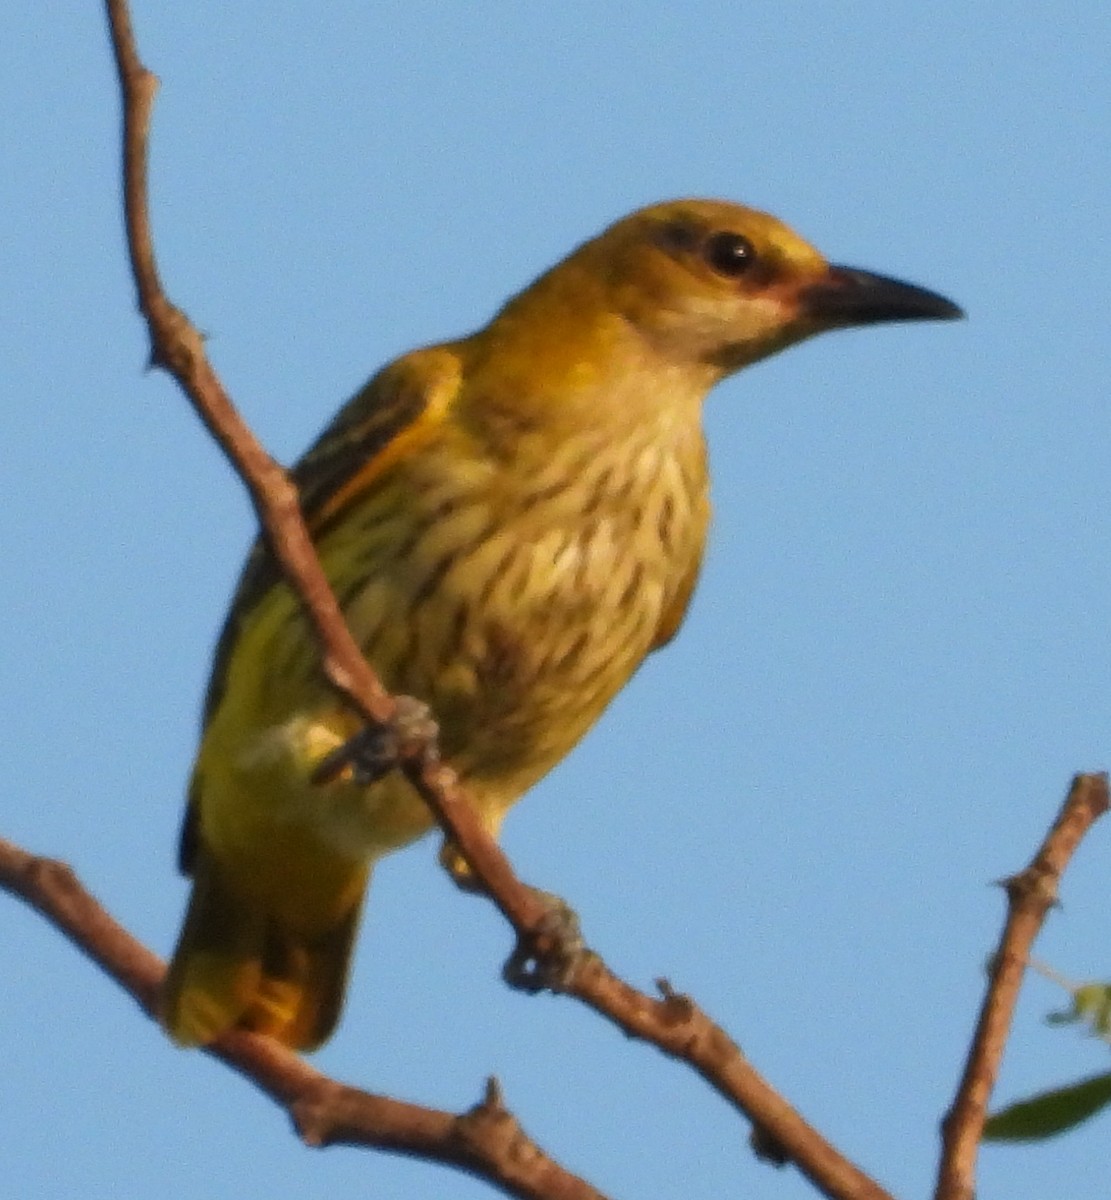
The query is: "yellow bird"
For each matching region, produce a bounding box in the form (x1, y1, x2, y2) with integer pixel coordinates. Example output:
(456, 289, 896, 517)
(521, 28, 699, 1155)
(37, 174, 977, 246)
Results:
(163, 198, 961, 1050)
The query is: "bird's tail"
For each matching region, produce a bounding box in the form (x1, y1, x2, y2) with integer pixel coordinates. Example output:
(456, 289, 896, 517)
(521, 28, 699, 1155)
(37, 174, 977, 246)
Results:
(161, 850, 368, 1052)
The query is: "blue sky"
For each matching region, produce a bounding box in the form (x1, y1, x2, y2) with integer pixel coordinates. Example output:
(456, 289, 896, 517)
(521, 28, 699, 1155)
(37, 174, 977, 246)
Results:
(3, 4, 1110, 1198)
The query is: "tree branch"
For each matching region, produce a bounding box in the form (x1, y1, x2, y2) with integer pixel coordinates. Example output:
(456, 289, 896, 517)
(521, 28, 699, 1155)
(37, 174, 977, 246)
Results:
(0, 835, 604, 1200)
(934, 771, 1109, 1200)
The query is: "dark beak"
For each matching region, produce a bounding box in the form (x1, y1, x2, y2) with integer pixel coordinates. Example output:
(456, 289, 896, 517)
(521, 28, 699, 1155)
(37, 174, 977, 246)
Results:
(802, 265, 964, 327)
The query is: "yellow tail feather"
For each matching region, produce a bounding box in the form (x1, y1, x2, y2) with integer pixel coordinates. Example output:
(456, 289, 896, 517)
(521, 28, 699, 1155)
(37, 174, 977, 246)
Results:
(162, 851, 367, 1052)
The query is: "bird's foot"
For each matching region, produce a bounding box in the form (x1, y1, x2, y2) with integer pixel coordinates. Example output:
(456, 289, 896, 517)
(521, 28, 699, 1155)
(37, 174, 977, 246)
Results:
(438, 841, 586, 989)
(503, 889, 586, 994)
(311, 695, 438, 786)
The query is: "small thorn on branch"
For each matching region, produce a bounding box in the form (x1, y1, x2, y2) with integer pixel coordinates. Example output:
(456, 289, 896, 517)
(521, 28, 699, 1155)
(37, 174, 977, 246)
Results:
(750, 1123, 792, 1167)
(1000, 865, 1059, 911)
(452, 1076, 520, 1160)
(655, 978, 696, 1023)
(478, 1076, 506, 1114)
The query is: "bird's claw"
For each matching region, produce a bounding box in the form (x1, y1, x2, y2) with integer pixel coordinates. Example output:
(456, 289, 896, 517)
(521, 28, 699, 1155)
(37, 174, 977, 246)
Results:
(502, 889, 586, 993)
(311, 695, 438, 786)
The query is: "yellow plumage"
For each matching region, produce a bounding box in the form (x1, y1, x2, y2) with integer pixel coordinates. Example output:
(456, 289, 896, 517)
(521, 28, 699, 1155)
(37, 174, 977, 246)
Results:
(162, 199, 961, 1049)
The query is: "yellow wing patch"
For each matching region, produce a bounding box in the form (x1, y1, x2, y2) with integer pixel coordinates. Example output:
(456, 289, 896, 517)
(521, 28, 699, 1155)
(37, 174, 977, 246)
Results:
(197, 346, 461, 725)
(179, 346, 462, 876)
(298, 346, 462, 531)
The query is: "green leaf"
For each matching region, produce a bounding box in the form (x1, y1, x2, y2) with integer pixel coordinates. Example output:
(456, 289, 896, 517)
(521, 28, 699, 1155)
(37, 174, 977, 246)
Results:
(1043, 982, 1111, 1037)
(985, 1071, 1111, 1141)
(1071, 984, 1111, 1037)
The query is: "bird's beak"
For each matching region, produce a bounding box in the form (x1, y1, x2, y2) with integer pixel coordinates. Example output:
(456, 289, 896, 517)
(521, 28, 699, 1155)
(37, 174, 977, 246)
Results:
(801, 265, 964, 327)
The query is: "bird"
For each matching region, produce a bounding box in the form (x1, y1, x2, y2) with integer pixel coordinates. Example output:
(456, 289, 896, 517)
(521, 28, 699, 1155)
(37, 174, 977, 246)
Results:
(162, 197, 962, 1050)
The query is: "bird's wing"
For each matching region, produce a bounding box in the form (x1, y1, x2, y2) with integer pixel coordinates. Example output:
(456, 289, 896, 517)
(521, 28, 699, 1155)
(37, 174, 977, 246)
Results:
(178, 347, 460, 874)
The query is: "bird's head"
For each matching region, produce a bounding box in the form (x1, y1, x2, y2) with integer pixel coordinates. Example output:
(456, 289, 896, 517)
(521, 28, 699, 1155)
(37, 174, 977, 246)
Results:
(571, 198, 962, 378)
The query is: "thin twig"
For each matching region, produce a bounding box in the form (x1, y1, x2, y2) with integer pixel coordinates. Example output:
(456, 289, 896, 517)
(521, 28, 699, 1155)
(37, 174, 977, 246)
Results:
(0, 836, 605, 1200)
(934, 772, 1109, 1200)
(567, 968, 895, 1200)
(1027, 955, 1082, 995)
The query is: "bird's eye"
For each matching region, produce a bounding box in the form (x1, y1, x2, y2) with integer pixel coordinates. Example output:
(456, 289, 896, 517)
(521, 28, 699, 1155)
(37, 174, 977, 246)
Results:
(704, 231, 756, 277)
